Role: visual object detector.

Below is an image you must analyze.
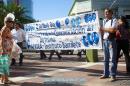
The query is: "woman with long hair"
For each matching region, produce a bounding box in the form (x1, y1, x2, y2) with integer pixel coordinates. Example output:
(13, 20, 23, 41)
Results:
(116, 16, 130, 74)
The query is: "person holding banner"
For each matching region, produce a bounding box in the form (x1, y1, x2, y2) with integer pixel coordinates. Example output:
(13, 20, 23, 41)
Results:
(77, 49, 86, 59)
(40, 50, 47, 59)
(100, 8, 118, 81)
(48, 50, 62, 61)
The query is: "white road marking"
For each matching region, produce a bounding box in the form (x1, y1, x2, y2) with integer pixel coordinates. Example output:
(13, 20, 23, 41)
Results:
(10, 76, 36, 82)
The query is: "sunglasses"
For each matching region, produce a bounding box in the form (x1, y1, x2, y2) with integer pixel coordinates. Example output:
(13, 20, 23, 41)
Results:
(7, 21, 14, 23)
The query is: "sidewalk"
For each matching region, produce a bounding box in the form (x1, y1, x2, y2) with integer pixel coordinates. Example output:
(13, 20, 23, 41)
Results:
(1, 50, 130, 86)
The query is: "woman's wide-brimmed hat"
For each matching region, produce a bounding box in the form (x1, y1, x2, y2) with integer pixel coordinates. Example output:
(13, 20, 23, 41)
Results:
(4, 13, 15, 22)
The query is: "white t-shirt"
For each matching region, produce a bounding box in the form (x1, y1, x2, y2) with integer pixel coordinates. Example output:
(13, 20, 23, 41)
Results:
(11, 28, 25, 43)
(103, 18, 117, 39)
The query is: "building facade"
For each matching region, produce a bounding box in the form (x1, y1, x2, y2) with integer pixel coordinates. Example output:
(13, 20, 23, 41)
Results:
(69, 0, 130, 22)
(0, 0, 3, 3)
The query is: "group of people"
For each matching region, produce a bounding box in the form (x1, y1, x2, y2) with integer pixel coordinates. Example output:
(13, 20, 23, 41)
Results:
(100, 8, 130, 81)
(0, 8, 130, 84)
(0, 14, 25, 84)
(40, 49, 86, 61)
(40, 50, 62, 60)
(39, 9, 130, 82)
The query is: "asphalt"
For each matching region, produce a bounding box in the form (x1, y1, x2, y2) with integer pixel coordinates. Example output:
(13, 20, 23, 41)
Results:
(0, 50, 130, 86)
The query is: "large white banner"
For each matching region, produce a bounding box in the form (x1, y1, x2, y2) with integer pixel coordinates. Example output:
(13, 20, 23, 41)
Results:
(24, 11, 102, 50)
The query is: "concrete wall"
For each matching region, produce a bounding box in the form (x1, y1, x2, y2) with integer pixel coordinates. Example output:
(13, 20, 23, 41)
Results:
(91, 0, 130, 19)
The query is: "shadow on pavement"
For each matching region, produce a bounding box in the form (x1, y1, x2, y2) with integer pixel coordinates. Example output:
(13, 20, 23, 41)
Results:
(116, 76, 130, 81)
(0, 82, 20, 86)
(43, 82, 81, 86)
(21, 82, 43, 86)
(20, 82, 81, 86)
(25, 54, 87, 62)
(10, 62, 52, 77)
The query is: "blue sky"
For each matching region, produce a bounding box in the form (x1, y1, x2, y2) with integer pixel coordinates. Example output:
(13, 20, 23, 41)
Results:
(32, 0, 74, 21)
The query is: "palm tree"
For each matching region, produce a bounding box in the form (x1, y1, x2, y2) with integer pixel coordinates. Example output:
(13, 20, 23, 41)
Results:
(0, 3, 35, 28)
(0, 3, 6, 28)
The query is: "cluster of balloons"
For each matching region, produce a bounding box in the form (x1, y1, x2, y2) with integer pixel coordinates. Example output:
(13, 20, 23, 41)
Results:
(84, 13, 96, 23)
(56, 12, 96, 28)
(56, 16, 82, 28)
(25, 12, 97, 31)
(82, 32, 99, 47)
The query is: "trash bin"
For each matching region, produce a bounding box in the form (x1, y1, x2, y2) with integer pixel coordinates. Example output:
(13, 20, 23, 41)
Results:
(86, 49, 98, 62)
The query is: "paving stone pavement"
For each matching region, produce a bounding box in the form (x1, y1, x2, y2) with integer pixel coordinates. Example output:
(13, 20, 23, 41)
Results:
(0, 50, 130, 86)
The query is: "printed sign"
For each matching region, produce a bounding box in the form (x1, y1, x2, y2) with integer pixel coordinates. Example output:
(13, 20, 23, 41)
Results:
(24, 11, 102, 50)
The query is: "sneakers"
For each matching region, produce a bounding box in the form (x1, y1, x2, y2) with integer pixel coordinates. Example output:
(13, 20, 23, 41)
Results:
(100, 75, 116, 81)
(100, 75, 109, 79)
(110, 76, 116, 82)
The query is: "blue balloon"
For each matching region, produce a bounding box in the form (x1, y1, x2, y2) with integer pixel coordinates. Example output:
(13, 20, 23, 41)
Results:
(56, 20, 61, 28)
(76, 16, 81, 26)
(71, 18, 76, 27)
(84, 14, 93, 23)
(92, 13, 96, 21)
(65, 18, 69, 25)
(82, 36, 88, 47)
(88, 14, 92, 22)
(92, 32, 99, 44)
(87, 33, 93, 45)
(84, 14, 89, 23)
